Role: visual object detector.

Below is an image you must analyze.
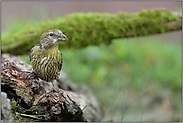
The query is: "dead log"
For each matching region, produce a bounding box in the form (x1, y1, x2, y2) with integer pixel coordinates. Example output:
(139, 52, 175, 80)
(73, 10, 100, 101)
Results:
(1, 53, 103, 122)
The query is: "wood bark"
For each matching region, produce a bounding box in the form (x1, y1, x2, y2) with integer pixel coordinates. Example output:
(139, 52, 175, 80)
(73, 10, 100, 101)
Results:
(1, 53, 103, 122)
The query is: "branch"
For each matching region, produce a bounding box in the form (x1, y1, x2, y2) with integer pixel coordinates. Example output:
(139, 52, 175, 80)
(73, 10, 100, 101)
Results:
(1, 8, 182, 55)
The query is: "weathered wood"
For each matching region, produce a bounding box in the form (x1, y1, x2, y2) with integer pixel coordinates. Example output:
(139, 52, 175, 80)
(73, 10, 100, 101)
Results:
(1, 53, 103, 122)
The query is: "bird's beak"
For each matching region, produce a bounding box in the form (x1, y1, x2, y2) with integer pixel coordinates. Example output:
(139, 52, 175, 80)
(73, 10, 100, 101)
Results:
(58, 33, 68, 41)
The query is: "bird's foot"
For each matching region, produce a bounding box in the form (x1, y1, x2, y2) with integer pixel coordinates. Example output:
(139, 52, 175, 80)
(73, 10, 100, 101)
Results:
(50, 80, 59, 92)
(50, 87, 59, 92)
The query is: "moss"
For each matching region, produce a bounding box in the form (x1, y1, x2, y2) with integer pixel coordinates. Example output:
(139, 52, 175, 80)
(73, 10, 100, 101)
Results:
(1, 8, 180, 55)
(11, 99, 18, 113)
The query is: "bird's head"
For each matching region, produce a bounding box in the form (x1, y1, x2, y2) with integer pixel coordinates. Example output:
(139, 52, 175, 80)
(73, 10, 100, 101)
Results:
(39, 29, 68, 50)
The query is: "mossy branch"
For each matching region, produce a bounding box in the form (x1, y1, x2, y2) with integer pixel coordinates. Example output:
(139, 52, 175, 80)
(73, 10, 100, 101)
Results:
(1, 8, 182, 55)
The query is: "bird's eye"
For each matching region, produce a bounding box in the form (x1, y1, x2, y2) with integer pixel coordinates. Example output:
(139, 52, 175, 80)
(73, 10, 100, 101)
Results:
(49, 33, 53, 36)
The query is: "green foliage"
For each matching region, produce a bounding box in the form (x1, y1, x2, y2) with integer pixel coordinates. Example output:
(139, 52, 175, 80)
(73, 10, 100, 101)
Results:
(10, 99, 44, 121)
(61, 38, 181, 89)
(2, 8, 179, 55)
(101, 78, 121, 122)
(68, 105, 88, 121)
(11, 99, 18, 113)
(64, 37, 181, 121)
(17, 113, 45, 120)
(121, 91, 128, 122)
(10, 99, 23, 121)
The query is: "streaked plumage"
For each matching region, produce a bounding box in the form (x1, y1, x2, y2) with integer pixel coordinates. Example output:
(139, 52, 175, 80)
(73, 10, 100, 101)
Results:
(30, 29, 68, 85)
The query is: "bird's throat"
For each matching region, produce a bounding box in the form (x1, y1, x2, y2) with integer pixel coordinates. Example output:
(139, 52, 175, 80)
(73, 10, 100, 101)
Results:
(44, 44, 60, 57)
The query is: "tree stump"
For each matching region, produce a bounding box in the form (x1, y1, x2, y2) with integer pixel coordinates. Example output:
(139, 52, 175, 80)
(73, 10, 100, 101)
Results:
(1, 53, 103, 122)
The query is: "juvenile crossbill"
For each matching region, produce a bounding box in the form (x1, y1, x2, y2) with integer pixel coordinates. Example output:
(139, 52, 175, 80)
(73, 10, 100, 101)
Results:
(29, 29, 68, 91)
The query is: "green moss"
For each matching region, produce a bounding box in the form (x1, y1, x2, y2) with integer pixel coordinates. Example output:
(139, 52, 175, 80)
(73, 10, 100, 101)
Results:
(1, 8, 180, 55)
(10, 99, 22, 121)
(11, 99, 18, 113)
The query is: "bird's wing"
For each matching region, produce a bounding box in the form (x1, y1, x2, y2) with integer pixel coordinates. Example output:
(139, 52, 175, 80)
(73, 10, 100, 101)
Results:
(29, 46, 37, 62)
(58, 51, 63, 71)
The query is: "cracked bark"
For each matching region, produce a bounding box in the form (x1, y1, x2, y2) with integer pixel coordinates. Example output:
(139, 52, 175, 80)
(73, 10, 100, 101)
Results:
(1, 53, 103, 122)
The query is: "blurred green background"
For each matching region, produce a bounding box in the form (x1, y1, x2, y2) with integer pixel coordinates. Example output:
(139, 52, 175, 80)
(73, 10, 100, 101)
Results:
(2, 1, 182, 122)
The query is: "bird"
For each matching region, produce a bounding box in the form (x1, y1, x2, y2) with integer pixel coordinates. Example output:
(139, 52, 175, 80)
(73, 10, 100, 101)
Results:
(29, 29, 68, 91)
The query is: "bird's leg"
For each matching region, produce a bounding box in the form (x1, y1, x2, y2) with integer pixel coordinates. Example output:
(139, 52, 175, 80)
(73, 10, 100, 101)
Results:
(51, 82, 56, 92)
(50, 80, 58, 92)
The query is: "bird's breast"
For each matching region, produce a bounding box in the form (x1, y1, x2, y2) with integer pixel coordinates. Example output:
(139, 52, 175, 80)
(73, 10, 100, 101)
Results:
(31, 47, 62, 81)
